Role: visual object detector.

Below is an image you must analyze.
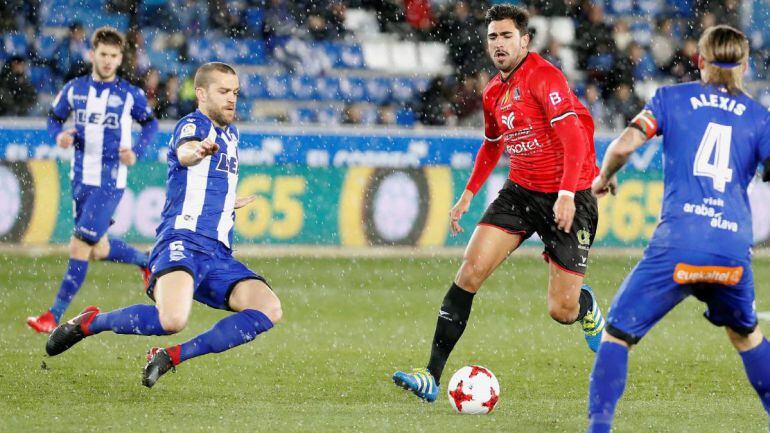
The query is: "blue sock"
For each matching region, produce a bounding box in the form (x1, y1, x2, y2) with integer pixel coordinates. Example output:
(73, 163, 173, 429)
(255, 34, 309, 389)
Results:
(178, 309, 274, 363)
(587, 341, 629, 433)
(88, 304, 167, 335)
(105, 238, 148, 268)
(739, 339, 770, 416)
(50, 258, 89, 322)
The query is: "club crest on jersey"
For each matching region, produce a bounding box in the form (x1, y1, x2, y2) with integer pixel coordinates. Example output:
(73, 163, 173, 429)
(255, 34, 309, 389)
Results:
(513, 87, 521, 100)
(501, 112, 515, 129)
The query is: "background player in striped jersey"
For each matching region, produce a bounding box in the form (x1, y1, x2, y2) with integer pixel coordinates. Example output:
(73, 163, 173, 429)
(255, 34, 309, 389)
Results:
(45, 62, 282, 388)
(27, 27, 158, 334)
(587, 25, 770, 432)
(392, 4, 605, 402)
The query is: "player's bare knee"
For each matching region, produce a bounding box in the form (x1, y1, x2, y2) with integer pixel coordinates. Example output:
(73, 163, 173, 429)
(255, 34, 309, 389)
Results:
(158, 312, 188, 334)
(90, 239, 110, 260)
(548, 301, 578, 324)
(264, 297, 283, 324)
(69, 237, 92, 261)
(727, 327, 763, 352)
(456, 260, 488, 292)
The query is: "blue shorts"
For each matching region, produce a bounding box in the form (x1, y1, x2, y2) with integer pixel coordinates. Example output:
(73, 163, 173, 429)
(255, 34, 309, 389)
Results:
(146, 236, 267, 311)
(72, 184, 123, 245)
(606, 246, 756, 345)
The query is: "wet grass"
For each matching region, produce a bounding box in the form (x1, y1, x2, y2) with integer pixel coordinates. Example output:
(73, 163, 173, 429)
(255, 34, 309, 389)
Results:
(1, 253, 768, 432)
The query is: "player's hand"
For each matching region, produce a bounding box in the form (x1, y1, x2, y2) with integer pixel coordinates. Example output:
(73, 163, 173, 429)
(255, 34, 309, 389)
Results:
(449, 191, 474, 236)
(591, 174, 617, 198)
(553, 194, 576, 233)
(196, 139, 219, 159)
(119, 148, 137, 166)
(234, 195, 256, 209)
(56, 128, 76, 148)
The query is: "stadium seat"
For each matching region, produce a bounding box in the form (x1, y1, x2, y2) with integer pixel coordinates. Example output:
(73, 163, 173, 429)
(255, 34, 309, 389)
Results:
(234, 39, 267, 65)
(364, 77, 391, 104)
(396, 107, 416, 127)
(549, 17, 575, 45)
(338, 76, 366, 103)
(606, 0, 634, 15)
(239, 74, 266, 99)
(30, 66, 56, 93)
(188, 38, 213, 63)
(289, 75, 317, 100)
(212, 39, 239, 64)
(344, 9, 380, 37)
(318, 105, 342, 125)
(3, 33, 28, 57)
(36, 35, 58, 60)
(315, 76, 341, 101)
(417, 42, 448, 74)
(264, 74, 290, 100)
(390, 78, 415, 103)
(391, 41, 419, 73)
(636, 0, 663, 14)
(528, 16, 549, 52)
(289, 106, 317, 124)
(362, 39, 391, 70)
(338, 43, 365, 69)
(245, 8, 264, 33)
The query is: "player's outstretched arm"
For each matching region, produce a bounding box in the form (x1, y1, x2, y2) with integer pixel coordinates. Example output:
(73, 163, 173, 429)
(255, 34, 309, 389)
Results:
(592, 127, 647, 197)
(177, 139, 219, 167)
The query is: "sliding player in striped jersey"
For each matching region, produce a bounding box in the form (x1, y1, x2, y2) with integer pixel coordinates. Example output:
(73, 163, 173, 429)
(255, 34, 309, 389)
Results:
(46, 62, 282, 389)
(27, 27, 158, 334)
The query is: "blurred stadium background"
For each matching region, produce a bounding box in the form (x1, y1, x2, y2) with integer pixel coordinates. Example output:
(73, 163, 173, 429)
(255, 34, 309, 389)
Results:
(1, 0, 770, 249)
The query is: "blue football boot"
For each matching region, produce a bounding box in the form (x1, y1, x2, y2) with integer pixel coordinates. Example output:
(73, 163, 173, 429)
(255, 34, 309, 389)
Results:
(580, 285, 605, 353)
(392, 368, 439, 402)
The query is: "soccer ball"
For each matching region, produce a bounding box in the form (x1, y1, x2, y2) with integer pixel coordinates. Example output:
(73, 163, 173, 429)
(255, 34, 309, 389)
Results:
(447, 365, 500, 414)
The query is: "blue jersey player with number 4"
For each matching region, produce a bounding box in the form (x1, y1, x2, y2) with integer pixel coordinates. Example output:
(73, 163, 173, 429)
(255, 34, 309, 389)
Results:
(45, 62, 283, 388)
(586, 25, 770, 432)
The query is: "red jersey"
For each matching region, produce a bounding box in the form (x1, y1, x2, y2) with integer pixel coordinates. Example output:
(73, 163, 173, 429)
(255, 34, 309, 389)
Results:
(473, 52, 598, 193)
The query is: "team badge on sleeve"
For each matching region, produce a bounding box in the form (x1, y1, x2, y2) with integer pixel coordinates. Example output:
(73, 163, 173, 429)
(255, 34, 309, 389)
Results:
(180, 123, 196, 138)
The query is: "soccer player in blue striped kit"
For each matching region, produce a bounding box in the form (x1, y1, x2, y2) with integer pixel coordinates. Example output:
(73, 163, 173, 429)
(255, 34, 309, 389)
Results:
(27, 27, 158, 334)
(46, 62, 282, 388)
(587, 25, 770, 432)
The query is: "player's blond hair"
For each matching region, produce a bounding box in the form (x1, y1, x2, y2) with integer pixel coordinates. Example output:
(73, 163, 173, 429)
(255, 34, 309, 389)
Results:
(698, 25, 749, 95)
(193, 62, 237, 90)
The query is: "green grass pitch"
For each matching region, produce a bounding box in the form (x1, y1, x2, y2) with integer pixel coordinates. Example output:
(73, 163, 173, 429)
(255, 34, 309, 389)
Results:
(1, 252, 768, 432)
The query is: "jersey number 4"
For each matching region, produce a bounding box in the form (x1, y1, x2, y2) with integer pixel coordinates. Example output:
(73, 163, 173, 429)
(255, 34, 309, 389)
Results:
(694, 122, 733, 193)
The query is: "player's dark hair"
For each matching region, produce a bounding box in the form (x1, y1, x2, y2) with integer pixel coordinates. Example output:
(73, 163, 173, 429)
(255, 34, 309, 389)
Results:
(193, 62, 237, 89)
(485, 4, 529, 35)
(91, 26, 125, 49)
(698, 25, 749, 95)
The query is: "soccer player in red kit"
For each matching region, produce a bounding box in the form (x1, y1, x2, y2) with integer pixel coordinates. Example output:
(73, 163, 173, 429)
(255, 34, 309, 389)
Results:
(392, 4, 605, 402)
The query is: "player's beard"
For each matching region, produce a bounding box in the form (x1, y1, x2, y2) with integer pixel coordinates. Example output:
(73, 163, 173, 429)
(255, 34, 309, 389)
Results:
(208, 106, 232, 127)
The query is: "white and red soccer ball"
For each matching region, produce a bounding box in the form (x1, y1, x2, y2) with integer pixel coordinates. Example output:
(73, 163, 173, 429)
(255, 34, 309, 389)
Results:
(447, 365, 500, 414)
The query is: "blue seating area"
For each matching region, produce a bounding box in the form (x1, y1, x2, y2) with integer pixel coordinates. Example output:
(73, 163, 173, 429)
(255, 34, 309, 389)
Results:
(2, 0, 770, 127)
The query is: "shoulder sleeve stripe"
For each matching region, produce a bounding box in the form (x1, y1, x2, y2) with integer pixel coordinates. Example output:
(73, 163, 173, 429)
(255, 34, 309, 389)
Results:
(550, 111, 577, 126)
(484, 135, 502, 142)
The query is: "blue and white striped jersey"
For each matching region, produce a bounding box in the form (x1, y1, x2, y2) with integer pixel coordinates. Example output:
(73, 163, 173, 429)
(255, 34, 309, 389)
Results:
(156, 110, 240, 250)
(48, 75, 157, 190)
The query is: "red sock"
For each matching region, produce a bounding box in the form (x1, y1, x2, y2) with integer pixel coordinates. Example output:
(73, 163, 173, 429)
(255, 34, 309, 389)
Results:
(166, 345, 181, 366)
